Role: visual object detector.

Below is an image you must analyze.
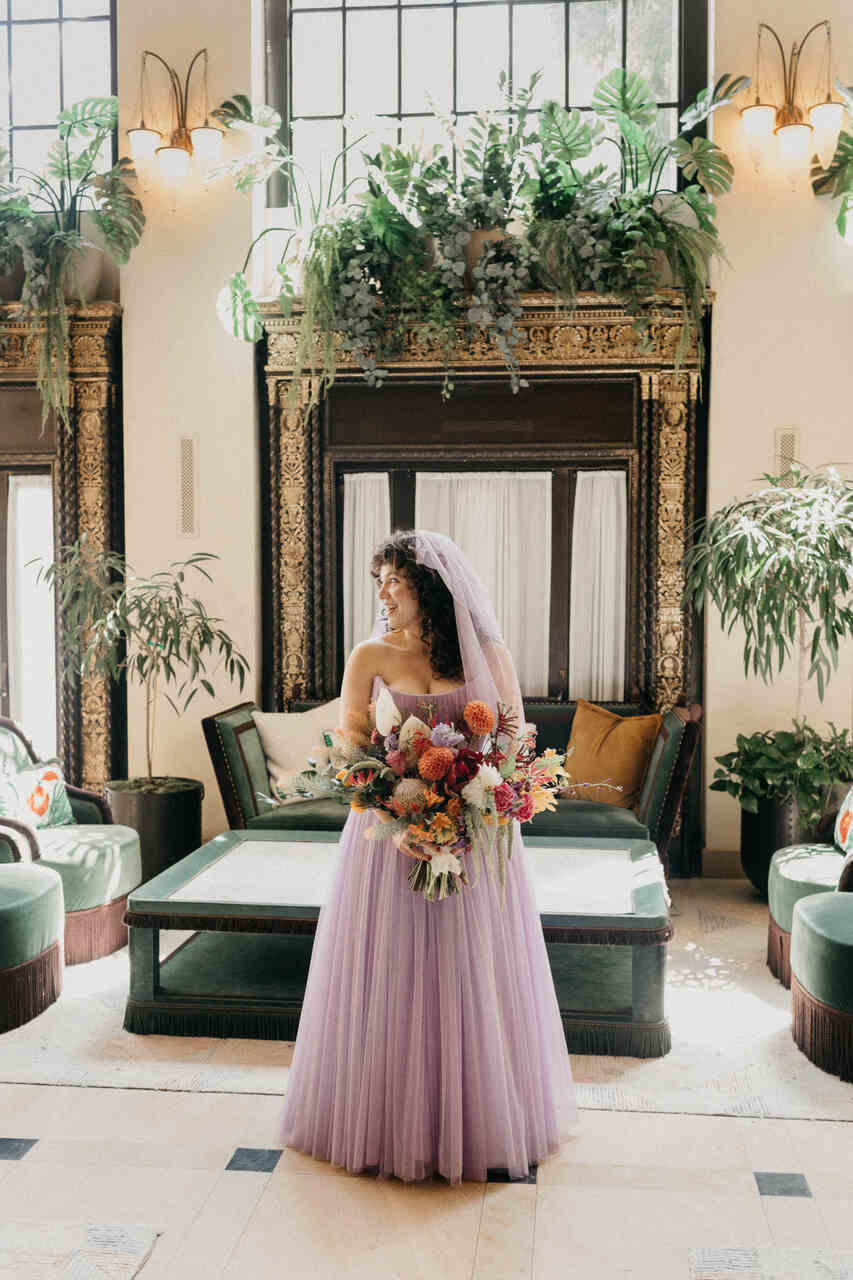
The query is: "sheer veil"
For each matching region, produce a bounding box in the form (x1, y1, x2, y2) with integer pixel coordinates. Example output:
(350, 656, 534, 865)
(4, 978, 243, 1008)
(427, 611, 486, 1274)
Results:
(372, 530, 524, 727)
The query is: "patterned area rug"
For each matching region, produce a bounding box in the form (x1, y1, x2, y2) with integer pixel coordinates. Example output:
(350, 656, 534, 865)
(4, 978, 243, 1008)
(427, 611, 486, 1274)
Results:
(0, 1222, 158, 1278)
(0, 877, 851, 1120)
(689, 1248, 853, 1278)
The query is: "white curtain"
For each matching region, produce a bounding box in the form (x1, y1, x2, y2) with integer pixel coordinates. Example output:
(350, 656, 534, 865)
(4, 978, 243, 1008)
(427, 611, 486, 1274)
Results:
(415, 472, 551, 696)
(343, 472, 391, 656)
(7, 475, 57, 758)
(569, 470, 627, 702)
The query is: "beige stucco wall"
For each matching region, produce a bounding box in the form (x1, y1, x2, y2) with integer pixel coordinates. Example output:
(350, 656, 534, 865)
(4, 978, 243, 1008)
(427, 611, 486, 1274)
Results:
(116, 0, 853, 851)
(705, 0, 853, 860)
(118, 1, 262, 838)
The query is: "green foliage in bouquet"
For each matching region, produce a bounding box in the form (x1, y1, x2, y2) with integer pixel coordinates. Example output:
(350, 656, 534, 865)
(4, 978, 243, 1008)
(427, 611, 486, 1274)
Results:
(711, 722, 853, 831)
(0, 97, 144, 431)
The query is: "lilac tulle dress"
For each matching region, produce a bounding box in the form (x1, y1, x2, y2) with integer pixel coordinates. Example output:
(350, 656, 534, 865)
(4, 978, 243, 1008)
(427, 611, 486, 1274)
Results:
(279, 677, 577, 1183)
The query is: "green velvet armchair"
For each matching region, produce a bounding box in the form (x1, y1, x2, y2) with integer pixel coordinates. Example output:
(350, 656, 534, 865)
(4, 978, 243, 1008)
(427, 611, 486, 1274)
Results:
(0, 717, 142, 965)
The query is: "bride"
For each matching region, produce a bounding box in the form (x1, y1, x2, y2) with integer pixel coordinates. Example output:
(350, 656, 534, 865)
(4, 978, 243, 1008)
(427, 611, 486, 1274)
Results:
(280, 530, 576, 1183)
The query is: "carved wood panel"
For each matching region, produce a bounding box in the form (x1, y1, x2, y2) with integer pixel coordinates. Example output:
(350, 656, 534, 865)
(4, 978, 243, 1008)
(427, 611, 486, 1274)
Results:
(261, 292, 703, 716)
(0, 302, 123, 790)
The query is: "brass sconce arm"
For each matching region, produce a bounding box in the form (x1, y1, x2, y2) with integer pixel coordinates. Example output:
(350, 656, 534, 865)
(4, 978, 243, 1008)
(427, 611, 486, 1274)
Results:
(142, 48, 209, 147)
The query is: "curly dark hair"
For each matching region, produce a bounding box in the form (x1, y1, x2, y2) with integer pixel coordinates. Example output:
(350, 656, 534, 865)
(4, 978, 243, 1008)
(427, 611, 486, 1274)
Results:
(370, 531, 463, 682)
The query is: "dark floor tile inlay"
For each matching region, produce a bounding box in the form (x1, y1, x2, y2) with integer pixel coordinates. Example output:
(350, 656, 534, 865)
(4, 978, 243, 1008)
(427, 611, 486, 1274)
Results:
(754, 1171, 811, 1197)
(226, 1147, 283, 1173)
(0, 1138, 38, 1160)
(487, 1164, 538, 1184)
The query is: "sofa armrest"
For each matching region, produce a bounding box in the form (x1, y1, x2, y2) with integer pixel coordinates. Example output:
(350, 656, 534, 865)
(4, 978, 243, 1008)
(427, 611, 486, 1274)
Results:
(66, 784, 113, 824)
(636, 702, 702, 874)
(202, 701, 265, 830)
(0, 817, 40, 862)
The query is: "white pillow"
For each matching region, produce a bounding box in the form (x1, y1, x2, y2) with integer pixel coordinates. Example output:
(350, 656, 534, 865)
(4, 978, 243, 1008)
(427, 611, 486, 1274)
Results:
(252, 699, 342, 790)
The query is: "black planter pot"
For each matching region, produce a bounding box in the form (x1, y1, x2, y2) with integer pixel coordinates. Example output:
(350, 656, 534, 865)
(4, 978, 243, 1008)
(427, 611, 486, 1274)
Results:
(740, 795, 808, 899)
(105, 777, 204, 883)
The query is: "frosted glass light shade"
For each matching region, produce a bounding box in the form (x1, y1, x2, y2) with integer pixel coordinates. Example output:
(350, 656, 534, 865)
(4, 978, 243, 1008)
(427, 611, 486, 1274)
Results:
(127, 127, 161, 160)
(156, 145, 190, 180)
(809, 101, 845, 170)
(190, 126, 223, 166)
(740, 103, 776, 140)
(775, 122, 813, 184)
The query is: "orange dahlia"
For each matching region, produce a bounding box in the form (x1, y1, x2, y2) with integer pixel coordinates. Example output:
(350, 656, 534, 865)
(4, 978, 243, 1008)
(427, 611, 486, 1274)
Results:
(463, 700, 495, 734)
(418, 746, 454, 781)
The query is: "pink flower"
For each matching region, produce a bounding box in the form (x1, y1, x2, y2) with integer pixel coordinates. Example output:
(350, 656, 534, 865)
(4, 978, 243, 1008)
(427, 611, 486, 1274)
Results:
(515, 794, 535, 822)
(386, 749, 409, 775)
(494, 782, 515, 815)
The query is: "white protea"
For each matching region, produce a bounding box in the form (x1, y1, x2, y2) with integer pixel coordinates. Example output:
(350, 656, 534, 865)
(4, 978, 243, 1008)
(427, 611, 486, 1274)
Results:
(375, 686, 402, 736)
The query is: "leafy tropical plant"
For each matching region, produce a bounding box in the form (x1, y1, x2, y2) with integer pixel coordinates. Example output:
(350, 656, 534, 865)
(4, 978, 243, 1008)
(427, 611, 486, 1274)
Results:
(711, 722, 853, 831)
(37, 538, 251, 784)
(811, 80, 853, 241)
(685, 465, 853, 710)
(524, 70, 748, 363)
(0, 97, 144, 430)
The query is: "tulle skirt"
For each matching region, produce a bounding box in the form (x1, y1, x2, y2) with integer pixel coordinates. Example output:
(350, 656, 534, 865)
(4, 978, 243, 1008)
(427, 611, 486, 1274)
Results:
(279, 810, 577, 1184)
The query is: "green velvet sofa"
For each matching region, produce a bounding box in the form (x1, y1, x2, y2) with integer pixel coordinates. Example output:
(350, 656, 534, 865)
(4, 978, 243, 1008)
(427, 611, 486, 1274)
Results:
(0, 718, 142, 965)
(0, 860, 64, 1032)
(203, 698, 701, 874)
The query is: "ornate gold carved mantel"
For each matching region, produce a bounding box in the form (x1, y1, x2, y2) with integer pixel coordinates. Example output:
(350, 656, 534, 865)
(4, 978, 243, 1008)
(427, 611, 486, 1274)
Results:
(0, 301, 124, 790)
(261, 291, 702, 716)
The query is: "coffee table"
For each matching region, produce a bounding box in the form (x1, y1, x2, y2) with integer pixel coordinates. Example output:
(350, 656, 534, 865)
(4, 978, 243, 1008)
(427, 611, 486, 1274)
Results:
(123, 829, 672, 1056)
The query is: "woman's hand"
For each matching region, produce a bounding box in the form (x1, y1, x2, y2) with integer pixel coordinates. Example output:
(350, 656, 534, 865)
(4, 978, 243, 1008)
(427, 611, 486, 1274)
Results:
(391, 828, 435, 862)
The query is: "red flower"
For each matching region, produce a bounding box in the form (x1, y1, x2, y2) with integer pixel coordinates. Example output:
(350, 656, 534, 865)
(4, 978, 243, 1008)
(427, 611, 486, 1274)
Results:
(515, 794, 535, 822)
(494, 782, 515, 815)
(41, 769, 59, 782)
(418, 747, 454, 781)
(445, 747, 483, 791)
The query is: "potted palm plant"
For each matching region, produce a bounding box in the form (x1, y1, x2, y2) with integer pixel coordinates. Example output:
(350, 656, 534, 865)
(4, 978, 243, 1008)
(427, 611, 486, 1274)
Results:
(39, 538, 251, 880)
(0, 96, 144, 430)
(685, 464, 853, 894)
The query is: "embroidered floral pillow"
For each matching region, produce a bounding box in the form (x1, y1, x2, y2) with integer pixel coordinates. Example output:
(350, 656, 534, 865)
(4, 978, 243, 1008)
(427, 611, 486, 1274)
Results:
(0, 759, 75, 829)
(835, 784, 853, 855)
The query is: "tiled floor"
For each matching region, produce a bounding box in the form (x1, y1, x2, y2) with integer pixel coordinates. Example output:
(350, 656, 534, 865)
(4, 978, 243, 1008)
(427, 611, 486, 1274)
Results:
(1, 1086, 851, 1279)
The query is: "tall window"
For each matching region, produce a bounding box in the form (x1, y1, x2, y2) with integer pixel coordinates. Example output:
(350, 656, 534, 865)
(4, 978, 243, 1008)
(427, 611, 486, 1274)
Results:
(276, 0, 704, 193)
(2, 0, 115, 181)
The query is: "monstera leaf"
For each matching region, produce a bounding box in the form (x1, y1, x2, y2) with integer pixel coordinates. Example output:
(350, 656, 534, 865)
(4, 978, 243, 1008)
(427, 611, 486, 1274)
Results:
(837, 189, 853, 240)
(679, 74, 752, 132)
(672, 136, 734, 194)
(591, 69, 657, 129)
(811, 131, 853, 197)
(538, 102, 597, 164)
(213, 94, 282, 137)
(57, 96, 118, 140)
(89, 158, 145, 264)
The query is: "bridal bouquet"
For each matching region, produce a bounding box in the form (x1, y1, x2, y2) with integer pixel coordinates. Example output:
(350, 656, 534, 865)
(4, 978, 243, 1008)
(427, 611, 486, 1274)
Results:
(270, 688, 570, 902)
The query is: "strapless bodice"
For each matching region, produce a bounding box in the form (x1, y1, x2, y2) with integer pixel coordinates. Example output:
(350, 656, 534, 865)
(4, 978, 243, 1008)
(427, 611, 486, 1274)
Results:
(371, 674, 471, 721)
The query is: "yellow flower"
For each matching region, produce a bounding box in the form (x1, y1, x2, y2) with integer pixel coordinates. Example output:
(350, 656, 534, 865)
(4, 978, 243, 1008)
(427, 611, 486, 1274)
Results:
(423, 787, 443, 808)
(335, 769, 348, 781)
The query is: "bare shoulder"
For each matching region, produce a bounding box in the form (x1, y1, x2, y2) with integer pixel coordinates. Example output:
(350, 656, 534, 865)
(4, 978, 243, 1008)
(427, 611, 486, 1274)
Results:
(346, 639, 390, 674)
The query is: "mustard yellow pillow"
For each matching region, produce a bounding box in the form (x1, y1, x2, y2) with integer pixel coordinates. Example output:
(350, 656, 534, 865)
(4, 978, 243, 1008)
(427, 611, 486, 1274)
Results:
(563, 699, 662, 809)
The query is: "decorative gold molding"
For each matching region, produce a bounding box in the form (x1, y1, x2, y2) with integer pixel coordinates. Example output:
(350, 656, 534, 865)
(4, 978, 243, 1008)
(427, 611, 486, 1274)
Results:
(262, 292, 703, 712)
(0, 302, 122, 788)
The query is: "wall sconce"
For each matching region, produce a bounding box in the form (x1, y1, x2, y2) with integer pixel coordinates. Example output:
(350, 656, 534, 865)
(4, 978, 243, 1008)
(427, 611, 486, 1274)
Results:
(127, 49, 223, 188)
(740, 21, 845, 183)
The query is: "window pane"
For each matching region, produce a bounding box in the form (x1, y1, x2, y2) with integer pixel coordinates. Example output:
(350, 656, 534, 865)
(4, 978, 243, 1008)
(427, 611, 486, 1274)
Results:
(513, 4, 564, 106)
(399, 115, 450, 155)
(291, 117, 345, 204)
(457, 6, 509, 112)
(569, 1, 622, 107)
(291, 0, 339, 7)
(654, 106, 677, 188)
(12, 0, 56, 15)
(627, 0, 678, 101)
(345, 119, 398, 189)
(346, 10, 397, 118)
(12, 23, 60, 125)
(63, 0, 110, 13)
(62, 20, 111, 107)
(402, 9, 453, 114)
(292, 12, 342, 117)
(11, 128, 57, 184)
